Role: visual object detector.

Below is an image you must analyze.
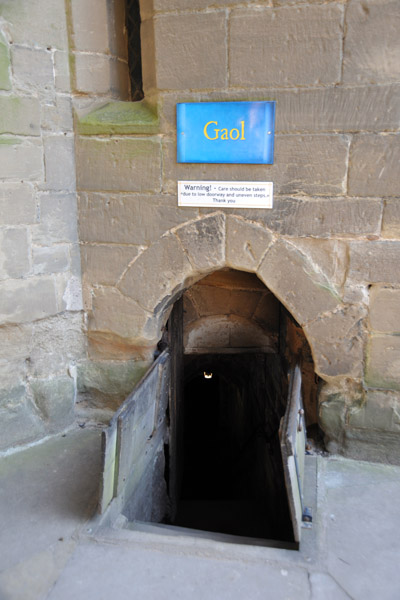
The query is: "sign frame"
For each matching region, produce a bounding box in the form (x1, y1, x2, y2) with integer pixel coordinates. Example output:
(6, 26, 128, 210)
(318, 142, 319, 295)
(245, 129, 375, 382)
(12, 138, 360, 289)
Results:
(177, 101, 276, 165)
(178, 180, 273, 209)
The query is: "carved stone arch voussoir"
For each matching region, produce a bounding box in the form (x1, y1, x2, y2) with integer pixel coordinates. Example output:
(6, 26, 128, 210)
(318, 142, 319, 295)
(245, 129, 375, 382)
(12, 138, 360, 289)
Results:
(113, 213, 364, 379)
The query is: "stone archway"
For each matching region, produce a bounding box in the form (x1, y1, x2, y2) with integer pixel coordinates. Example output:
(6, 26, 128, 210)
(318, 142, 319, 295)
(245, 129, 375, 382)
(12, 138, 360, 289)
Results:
(88, 212, 366, 449)
(90, 213, 363, 378)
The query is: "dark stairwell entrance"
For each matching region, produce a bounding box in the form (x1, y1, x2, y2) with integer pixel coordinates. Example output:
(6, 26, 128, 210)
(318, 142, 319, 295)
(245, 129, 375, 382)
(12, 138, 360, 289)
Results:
(165, 269, 319, 545)
(174, 354, 294, 542)
(98, 269, 318, 547)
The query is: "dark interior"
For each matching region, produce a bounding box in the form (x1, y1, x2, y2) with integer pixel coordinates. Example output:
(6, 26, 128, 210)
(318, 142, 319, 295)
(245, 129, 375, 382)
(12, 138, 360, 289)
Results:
(172, 353, 295, 543)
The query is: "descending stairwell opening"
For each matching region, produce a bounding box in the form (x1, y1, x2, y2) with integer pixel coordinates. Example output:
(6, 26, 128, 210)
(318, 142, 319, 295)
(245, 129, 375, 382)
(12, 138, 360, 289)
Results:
(98, 269, 319, 548)
(165, 269, 319, 545)
(173, 354, 294, 542)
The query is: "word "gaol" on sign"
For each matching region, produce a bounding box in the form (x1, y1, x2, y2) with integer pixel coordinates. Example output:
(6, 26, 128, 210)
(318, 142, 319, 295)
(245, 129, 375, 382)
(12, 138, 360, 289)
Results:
(203, 121, 245, 141)
(177, 101, 275, 163)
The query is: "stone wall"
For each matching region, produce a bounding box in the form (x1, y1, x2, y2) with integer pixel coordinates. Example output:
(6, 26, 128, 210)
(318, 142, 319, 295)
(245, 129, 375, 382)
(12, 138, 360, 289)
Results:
(74, 0, 400, 463)
(1, 0, 400, 462)
(0, 1, 84, 450)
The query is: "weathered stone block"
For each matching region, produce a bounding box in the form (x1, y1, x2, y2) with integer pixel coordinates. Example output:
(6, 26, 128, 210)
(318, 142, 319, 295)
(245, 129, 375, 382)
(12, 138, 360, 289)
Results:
(274, 135, 349, 196)
(206, 196, 382, 238)
(318, 384, 350, 448)
(153, 12, 227, 90)
(41, 95, 73, 132)
(31, 377, 75, 431)
(348, 390, 400, 433)
(253, 292, 280, 332)
(70, 0, 109, 53)
(109, 58, 130, 100)
(59, 274, 83, 312)
(290, 239, 348, 289)
(78, 193, 198, 244)
(176, 214, 226, 273)
(0, 0, 69, 50)
(188, 286, 232, 317)
(11, 46, 54, 91)
(275, 84, 400, 133)
(0, 139, 43, 181)
(0, 277, 58, 325)
(0, 386, 45, 451)
(365, 335, 400, 391)
(304, 306, 365, 378)
(30, 312, 85, 377)
(76, 137, 161, 193)
(69, 244, 82, 278)
(0, 96, 40, 136)
(119, 234, 193, 313)
(382, 199, 400, 239)
(77, 359, 149, 399)
(0, 228, 30, 280)
(163, 135, 349, 196)
(189, 281, 264, 323)
(348, 241, 400, 284)
(140, 17, 157, 94)
(146, 0, 266, 14)
(230, 5, 343, 87)
(89, 286, 152, 342)
(343, 0, 400, 84)
(198, 269, 266, 291)
(54, 51, 71, 93)
(182, 294, 198, 325)
(257, 240, 340, 326)
(33, 245, 69, 275)
(348, 134, 400, 197)
(226, 216, 273, 272)
(43, 136, 76, 191)
(74, 52, 113, 94)
(343, 428, 400, 465)
(0, 32, 11, 90)
(0, 358, 29, 389)
(108, 0, 128, 60)
(77, 101, 159, 136)
(0, 185, 36, 226)
(229, 290, 265, 320)
(33, 193, 78, 244)
(82, 245, 139, 286)
(184, 315, 230, 350)
(369, 286, 400, 333)
(0, 323, 32, 361)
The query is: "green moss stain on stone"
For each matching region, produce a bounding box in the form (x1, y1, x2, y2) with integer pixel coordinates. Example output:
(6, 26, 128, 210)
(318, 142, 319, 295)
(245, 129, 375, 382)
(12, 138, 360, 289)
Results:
(0, 33, 11, 90)
(77, 101, 159, 135)
(0, 136, 22, 145)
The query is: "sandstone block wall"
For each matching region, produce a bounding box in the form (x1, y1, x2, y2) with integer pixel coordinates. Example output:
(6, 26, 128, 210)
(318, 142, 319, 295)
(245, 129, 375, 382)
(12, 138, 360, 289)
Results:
(1, 0, 400, 462)
(73, 0, 400, 463)
(0, 1, 84, 450)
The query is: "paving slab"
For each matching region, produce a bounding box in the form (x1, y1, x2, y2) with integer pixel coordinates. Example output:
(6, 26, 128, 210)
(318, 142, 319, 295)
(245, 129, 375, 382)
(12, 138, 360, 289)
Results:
(0, 429, 400, 600)
(46, 538, 311, 600)
(0, 427, 102, 573)
(318, 458, 400, 600)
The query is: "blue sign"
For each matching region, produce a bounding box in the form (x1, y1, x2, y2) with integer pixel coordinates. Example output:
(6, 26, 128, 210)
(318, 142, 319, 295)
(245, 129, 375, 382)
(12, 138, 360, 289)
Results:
(177, 101, 275, 164)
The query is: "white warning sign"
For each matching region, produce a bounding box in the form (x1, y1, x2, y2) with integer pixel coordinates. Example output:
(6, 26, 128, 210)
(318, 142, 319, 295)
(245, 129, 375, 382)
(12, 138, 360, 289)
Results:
(178, 181, 273, 209)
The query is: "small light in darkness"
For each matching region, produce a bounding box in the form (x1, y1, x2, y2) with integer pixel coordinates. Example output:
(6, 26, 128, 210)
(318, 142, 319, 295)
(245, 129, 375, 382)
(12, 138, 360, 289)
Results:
(203, 371, 213, 379)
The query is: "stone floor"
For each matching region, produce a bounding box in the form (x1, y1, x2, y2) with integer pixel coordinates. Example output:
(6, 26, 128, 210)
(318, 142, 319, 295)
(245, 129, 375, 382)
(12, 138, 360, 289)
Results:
(0, 426, 400, 600)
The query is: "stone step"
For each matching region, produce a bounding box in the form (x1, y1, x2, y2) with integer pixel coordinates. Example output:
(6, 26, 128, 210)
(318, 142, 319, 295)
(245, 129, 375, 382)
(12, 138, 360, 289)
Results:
(125, 520, 296, 549)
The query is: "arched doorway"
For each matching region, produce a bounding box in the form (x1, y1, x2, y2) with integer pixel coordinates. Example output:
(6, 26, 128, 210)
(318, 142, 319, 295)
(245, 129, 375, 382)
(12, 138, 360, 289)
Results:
(97, 214, 360, 545)
(165, 269, 318, 544)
